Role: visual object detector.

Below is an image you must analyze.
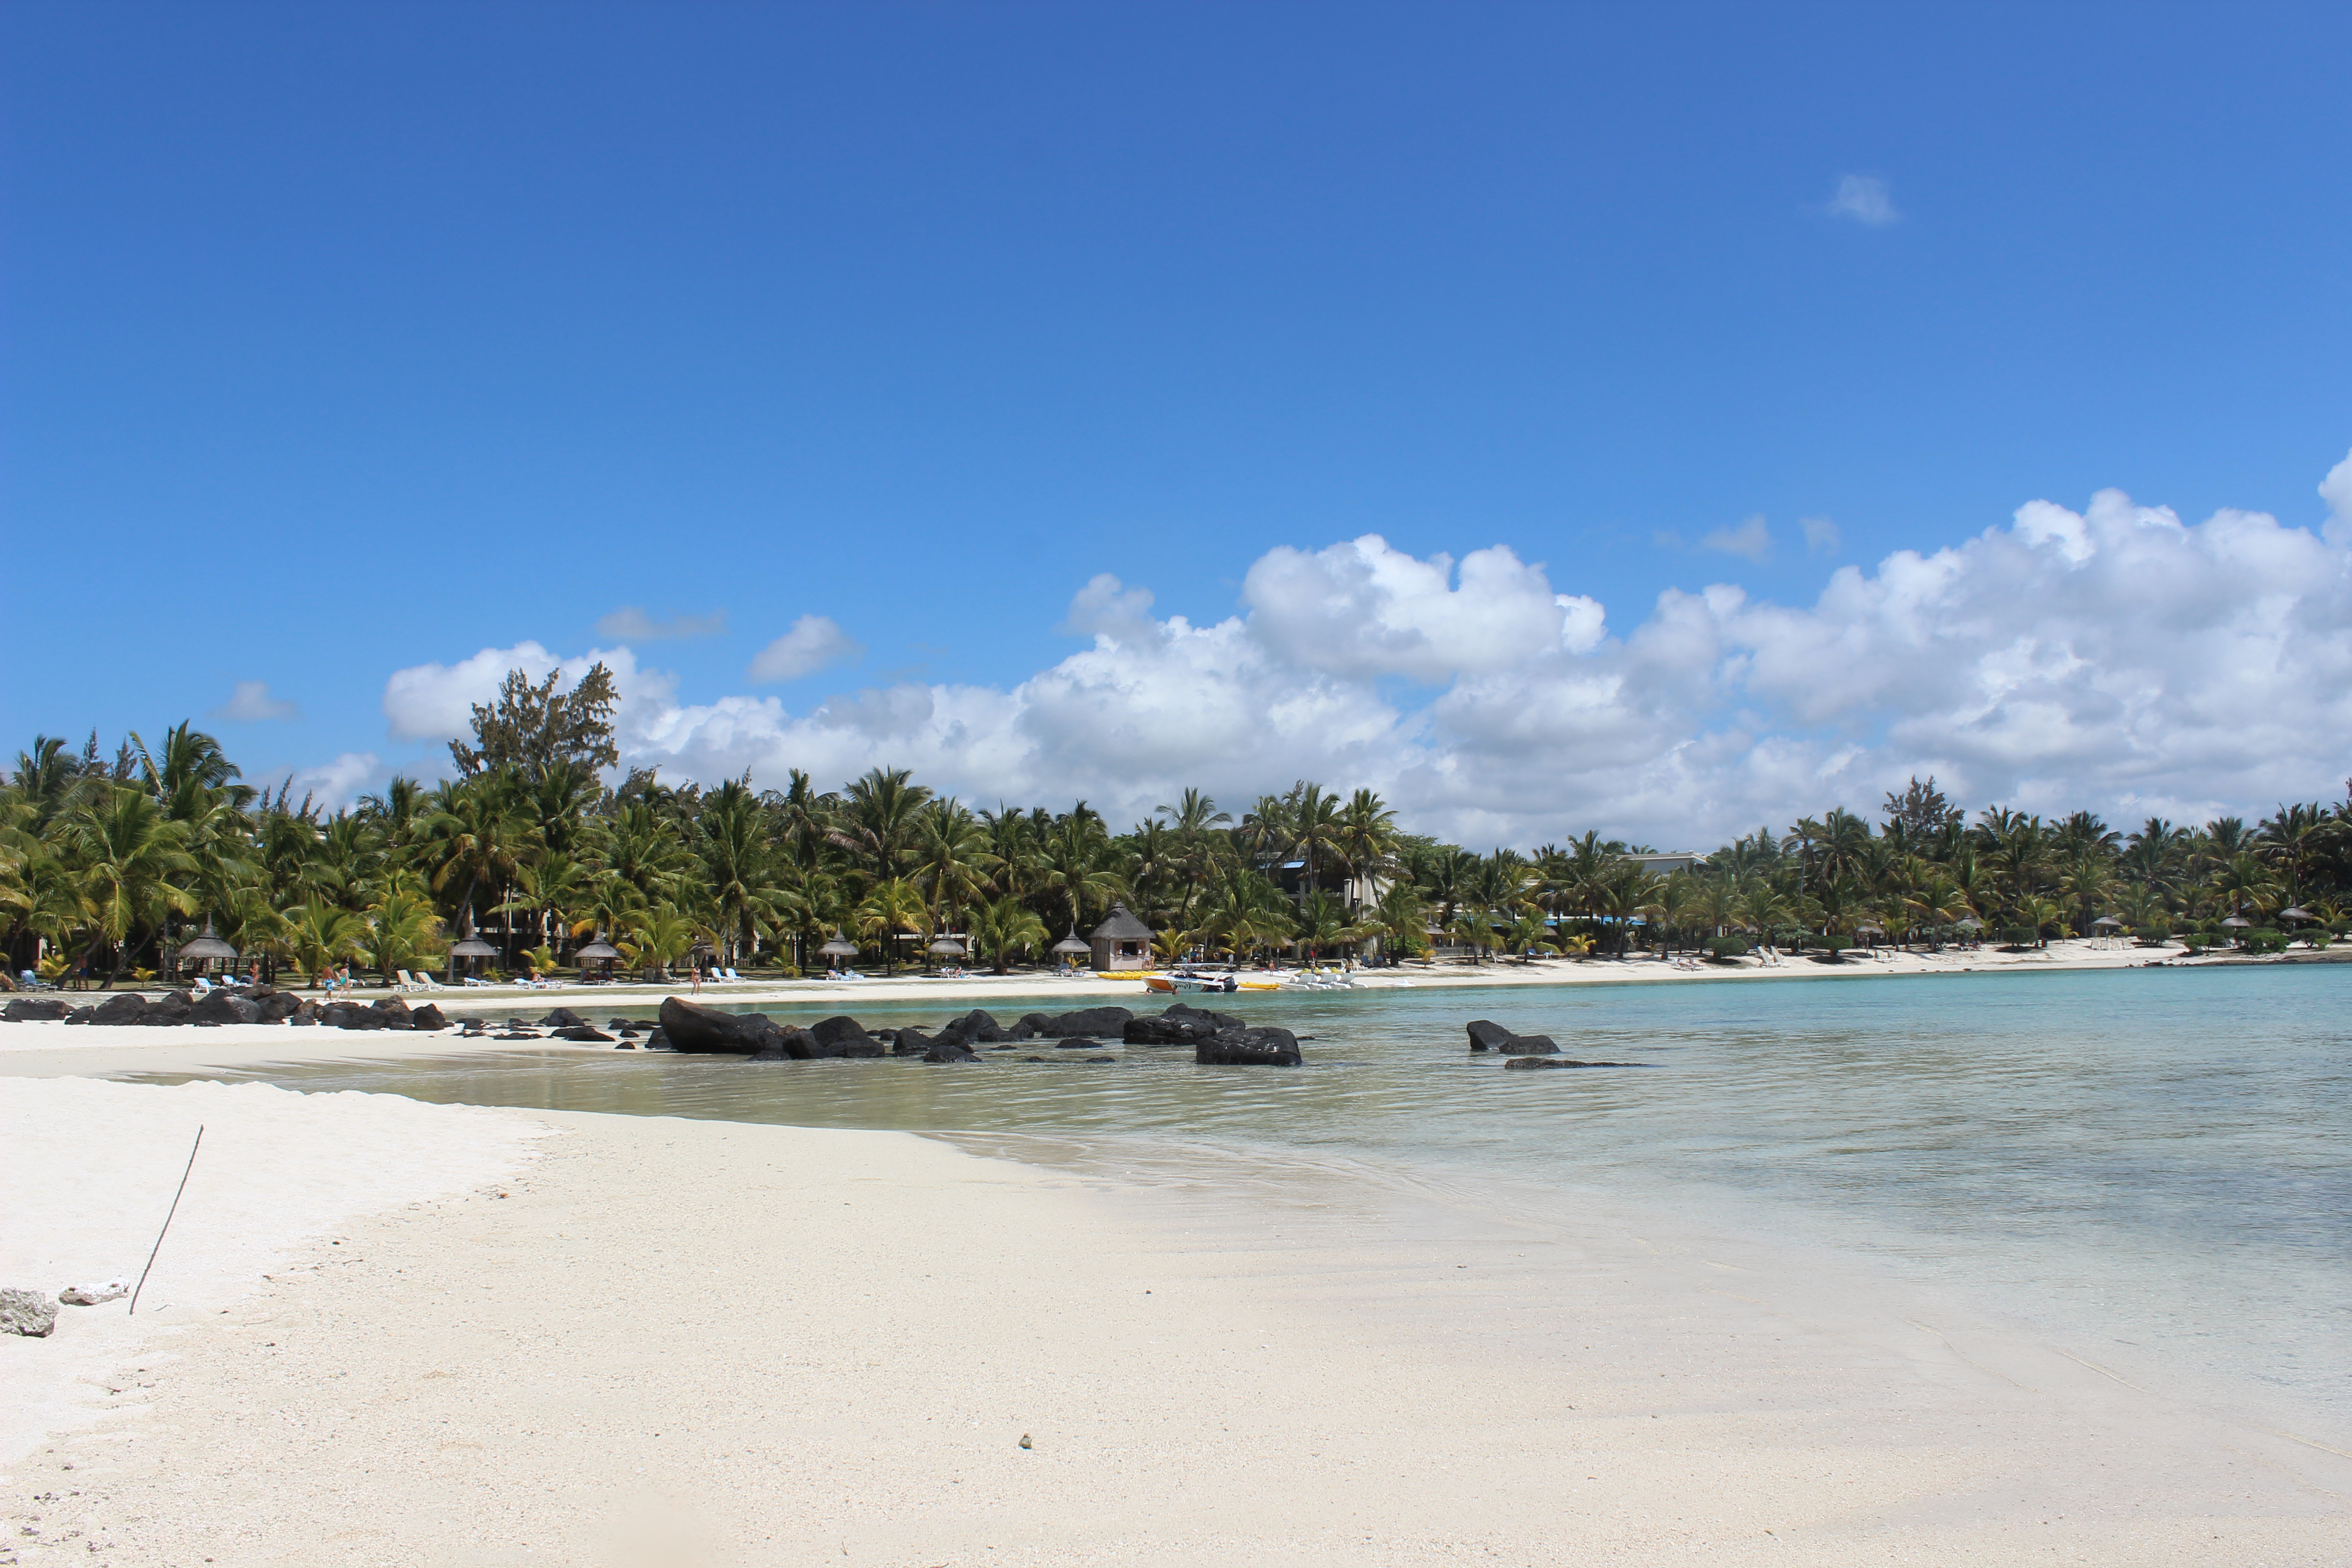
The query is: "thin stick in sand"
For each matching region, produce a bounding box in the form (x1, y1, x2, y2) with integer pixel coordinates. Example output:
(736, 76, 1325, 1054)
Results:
(128, 1125, 204, 1316)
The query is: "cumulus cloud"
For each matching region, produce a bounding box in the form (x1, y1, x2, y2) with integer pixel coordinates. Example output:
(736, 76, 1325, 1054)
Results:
(382, 642, 677, 745)
(1701, 515, 1774, 563)
(284, 752, 384, 808)
(594, 607, 727, 642)
(1802, 516, 1841, 555)
(2322, 446, 2352, 545)
(209, 681, 299, 722)
(362, 459, 2352, 848)
(747, 617, 861, 684)
(1826, 173, 1900, 226)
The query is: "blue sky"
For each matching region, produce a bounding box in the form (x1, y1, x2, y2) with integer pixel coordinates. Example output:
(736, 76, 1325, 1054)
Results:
(6, 4, 2349, 841)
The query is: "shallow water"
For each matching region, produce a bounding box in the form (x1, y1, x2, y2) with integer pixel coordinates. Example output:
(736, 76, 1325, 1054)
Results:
(132, 963, 2352, 1431)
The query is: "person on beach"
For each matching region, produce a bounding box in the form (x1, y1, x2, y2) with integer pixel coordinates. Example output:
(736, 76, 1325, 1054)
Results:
(690, 964, 702, 995)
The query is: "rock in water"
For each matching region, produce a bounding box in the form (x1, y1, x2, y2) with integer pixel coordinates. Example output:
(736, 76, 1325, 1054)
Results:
(1, 1287, 58, 1337)
(539, 1007, 588, 1029)
(936, 1009, 1010, 1048)
(890, 1025, 936, 1057)
(1196, 1026, 1302, 1066)
(1043, 1006, 1132, 1038)
(1, 997, 74, 1022)
(1465, 1020, 1512, 1053)
(658, 996, 775, 1053)
(552, 1024, 616, 1042)
(1498, 1034, 1561, 1056)
(409, 1003, 449, 1031)
(923, 1039, 981, 1063)
(59, 1279, 128, 1306)
(1055, 1037, 1103, 1050)
(810, 1015, 883, 1054)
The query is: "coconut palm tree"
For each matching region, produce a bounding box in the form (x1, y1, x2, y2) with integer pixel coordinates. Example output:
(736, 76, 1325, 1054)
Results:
(285, 898, 367, 987)
(969, 894, 1049, 975)
(67, 783, 196, 985)
(855, 877, 928, 975)
(832, 767, 934, 884)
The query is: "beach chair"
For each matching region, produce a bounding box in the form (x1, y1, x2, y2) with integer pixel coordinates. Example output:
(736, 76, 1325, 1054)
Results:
(414, 971, 450, 992)
(720, 967, 743, 983)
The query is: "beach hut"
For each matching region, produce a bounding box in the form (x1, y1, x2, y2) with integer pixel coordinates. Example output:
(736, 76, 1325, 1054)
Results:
(1088, 903, 1154, 971)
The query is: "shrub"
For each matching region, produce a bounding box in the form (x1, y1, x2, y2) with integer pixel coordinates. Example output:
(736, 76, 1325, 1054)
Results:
(1818, 933, 1852, 954)
(1704, 935, 1750, 959)
(2129, 927, 2171, 946)
(1998, 926, 2039, 947)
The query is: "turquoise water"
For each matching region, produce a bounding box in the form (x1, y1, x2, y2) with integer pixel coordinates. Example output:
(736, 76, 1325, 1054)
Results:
(134, 964, 2352, 1432)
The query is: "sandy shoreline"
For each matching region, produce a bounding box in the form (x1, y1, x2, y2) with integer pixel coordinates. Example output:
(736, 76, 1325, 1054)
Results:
(2, 1073, 2346, 1565)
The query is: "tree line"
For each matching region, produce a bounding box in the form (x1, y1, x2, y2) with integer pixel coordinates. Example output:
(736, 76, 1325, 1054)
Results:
(5, 666, 2348, 987)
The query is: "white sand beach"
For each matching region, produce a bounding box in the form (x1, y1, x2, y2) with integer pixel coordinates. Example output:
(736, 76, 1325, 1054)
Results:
(3, 1068, 2347, 1567)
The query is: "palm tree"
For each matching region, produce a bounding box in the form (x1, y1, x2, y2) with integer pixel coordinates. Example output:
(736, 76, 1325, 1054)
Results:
(1289, 782, 1345, 898)
(855, 877, 927, 975)
(1039, 807, 1124, 935)
(67, 783, 196, 985)
(1333, 789, 1400, 911)
(832, 767, 934, 883)
(364, 883, 446, 983)
(911, 799, 995, 938)
(969, 894, 1048, 975)
(285, 898, 367, 987)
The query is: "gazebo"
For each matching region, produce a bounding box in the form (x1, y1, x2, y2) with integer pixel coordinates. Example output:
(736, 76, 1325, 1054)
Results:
(1088, 903, 1154, 972)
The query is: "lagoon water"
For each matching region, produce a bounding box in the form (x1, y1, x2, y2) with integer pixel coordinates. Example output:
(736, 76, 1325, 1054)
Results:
(138, 963, 2352, 1436)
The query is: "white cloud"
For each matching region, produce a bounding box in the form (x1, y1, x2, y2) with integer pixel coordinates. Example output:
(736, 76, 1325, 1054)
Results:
(747, 616, 861, 684)
(594, 607, 728, 642)
(2321, 446, 2352, 545)
(1826, 173, 1900, 227)
(363, 456, 2352, 848)
(1701, 515, 1773, 563)
(382, 642, 676, 745)
(284, 752, 384, 809)
(1802, 516, 1841, 555)
(209, 681, 299, 722)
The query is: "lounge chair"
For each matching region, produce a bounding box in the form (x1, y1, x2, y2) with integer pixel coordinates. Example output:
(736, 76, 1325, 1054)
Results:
(414, 971, 450, 992)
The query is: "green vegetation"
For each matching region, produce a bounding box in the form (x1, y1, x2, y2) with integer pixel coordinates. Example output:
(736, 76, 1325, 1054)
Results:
(4, 680, 2348, 989)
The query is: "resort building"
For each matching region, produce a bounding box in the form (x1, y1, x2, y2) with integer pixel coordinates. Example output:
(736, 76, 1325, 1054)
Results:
(1088, 902, 1155, 971)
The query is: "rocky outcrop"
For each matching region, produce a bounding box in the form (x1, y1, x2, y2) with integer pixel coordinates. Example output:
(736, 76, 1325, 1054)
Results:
(187, 990, 261, 1025)
(889, 1025, 936, 1057)
(539, 1008, 588, 1029)
(810, 1015, 884, 1054)
(409, 1003, 449, 1031)
(552, 1024, 616, 1043)
(1196, 1025, 1302, 1066)
(1055, 1036, 1104, 1050)
(1468, 1019, 1561, 1054)
(256, 990, 303, 1022)
(64, 1005, 93, 1024)
(1466, 1020, 1512, 1053)
(1125, 1003, 1242, 1045)
(658, 995, 776, 1053)
(923, 1040, 981, 1063)
(1041, 1006, 1132, 1038)
(935, 1009, 1011, 1048)
(88, 992, 151, 1026)
(1, 1288, 58, 1337)
(1501, 1054, 1648, 1070)
(1, 997, 74, 1022)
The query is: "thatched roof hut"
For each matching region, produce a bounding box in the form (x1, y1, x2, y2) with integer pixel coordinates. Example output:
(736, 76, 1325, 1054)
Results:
(1088, 902, 1154, 971)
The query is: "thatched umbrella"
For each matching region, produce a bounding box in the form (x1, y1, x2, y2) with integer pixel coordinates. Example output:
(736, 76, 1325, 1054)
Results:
(176, 919, 238, 979)
(575, 932, 622, 981)
(2092, 915, 2123, 929)
(926, 936, 966, 971)
(2279, 906, 2314, 925)
(819, 929, 860, 970)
